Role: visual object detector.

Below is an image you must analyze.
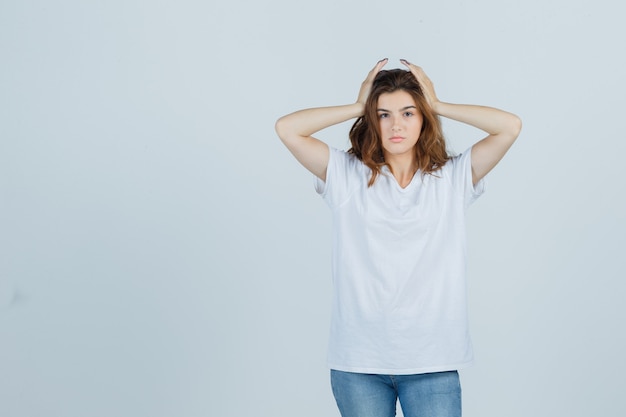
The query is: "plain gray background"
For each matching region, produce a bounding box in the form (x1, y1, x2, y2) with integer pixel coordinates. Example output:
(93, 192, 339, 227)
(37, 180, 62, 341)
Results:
(1, 0, 624, 416)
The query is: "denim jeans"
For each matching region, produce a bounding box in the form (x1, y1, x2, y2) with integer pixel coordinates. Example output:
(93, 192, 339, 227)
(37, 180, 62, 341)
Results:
(330, 369, 462, 417)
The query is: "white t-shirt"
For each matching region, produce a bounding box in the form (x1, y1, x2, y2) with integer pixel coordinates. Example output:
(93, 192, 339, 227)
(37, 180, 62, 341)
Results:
(314, 146, 485, 375)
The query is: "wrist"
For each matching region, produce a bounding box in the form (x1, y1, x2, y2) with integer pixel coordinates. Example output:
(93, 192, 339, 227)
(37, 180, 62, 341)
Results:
(430, 100, 445, 116)
(352, 101, 365, 117)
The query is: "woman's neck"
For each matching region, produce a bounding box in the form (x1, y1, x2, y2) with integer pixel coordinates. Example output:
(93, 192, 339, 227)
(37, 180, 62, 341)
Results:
(385, 153, 418, 188)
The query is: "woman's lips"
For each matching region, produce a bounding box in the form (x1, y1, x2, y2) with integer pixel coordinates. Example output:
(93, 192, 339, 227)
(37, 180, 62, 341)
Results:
(389, 136, 404, 143)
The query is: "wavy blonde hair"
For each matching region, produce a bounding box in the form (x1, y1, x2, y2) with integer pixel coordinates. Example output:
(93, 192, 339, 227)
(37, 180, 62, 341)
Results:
(348, 69, 450, 186)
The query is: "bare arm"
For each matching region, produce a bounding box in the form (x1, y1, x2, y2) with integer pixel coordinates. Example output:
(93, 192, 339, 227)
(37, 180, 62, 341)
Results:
(401, 60, 522, 185)
(275, 104, 362, 181)
(275, 59, 388, 181)
(432, 102, 521, 184)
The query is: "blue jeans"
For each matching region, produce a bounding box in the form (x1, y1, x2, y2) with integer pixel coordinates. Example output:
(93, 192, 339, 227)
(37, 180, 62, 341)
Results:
(330, 370, 462, 417)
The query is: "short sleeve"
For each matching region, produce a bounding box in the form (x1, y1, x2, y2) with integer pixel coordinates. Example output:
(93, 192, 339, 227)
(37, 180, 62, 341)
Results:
(314, 147, 361, 208)
(450, 146, 486, 208)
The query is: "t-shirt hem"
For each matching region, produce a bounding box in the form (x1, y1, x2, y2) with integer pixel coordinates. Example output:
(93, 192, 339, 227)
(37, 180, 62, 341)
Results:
(327, 360, 474, 375)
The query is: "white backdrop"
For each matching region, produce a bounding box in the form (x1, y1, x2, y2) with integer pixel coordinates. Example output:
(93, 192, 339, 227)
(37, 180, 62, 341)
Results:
(1, 1, 624, 416)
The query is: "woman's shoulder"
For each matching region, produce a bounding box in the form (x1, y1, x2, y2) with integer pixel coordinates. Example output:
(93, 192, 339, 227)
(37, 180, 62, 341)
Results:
(440, 148, 472, 173)
(329, 147, 369, 173)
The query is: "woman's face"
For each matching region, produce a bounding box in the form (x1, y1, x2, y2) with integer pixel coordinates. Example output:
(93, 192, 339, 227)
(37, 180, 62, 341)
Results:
(376, 90, 423, 159)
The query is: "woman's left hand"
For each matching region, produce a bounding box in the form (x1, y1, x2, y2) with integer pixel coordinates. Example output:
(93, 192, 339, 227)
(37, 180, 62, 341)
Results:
(400, 59, 522, 185)
(400, 59, 440, 112)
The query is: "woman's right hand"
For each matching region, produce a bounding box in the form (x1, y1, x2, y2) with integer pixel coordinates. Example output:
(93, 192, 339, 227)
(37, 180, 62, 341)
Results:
(356, 58, 388, 109)
(276, 59, 388, 181)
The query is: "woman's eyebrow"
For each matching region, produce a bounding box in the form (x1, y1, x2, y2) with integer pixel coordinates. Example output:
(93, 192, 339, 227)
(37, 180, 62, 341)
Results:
(376, 105, 417, 112)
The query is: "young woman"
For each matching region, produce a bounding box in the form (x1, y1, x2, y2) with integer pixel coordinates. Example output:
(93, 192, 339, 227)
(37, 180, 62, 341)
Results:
(275, 58, 521, 417)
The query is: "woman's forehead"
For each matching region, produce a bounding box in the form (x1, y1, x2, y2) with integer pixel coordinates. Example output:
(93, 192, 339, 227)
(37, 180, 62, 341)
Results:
(377, 90, 416, 109)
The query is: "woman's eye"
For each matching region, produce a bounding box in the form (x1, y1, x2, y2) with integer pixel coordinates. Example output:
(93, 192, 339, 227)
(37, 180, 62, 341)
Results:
(404, 112, 413, 117)
(378, 113, 389, 119)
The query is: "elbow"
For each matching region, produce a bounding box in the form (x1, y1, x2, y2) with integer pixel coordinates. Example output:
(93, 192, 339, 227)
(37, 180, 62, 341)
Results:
(508, 114, 523, 141)
(513, 114, 523, 134)
(274, 116, 290, 143)
(274, 116, 283, 135)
